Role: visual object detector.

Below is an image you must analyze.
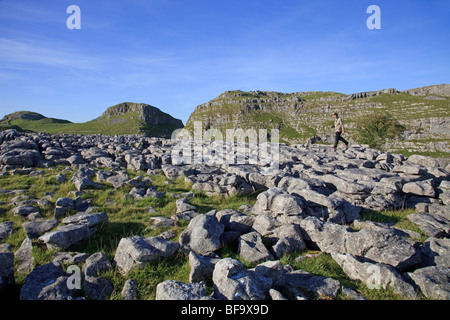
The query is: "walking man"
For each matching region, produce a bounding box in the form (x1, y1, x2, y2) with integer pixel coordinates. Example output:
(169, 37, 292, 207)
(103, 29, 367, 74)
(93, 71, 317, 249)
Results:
(332, 112, 348, 150)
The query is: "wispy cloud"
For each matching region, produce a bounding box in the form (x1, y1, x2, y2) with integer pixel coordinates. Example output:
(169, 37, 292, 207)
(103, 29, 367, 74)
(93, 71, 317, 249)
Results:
(122, 55, 185, 67)
(0, 1, 61, 24)
(0, 37, 95, 70)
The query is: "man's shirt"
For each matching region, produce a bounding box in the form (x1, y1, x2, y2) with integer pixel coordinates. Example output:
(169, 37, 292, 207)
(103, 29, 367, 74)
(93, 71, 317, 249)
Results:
(334, 117, 343, 133)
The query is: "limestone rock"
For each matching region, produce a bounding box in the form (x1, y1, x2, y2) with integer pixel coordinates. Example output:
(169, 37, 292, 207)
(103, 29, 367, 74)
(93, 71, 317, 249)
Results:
(269, 224, 307, 258)
(62, 212, 108, 228)
(106, 172, 130, 188)
(300, 216, 420, 271)
(114, 236, 179, 274)
(344, 227, 421, 271)
(83, 276, 114, 300)
(13, 205, 39, 218)
(0, 250, 14, 292)
(188, 251, 221, 283)
(238, 231, 274, 264)
(406, 266, 450, 300)
(420, 237, 450, 267)
(402, 180, 436, 197)
(121, 279, 138, 300)
(0, 221, 14, 241)
(15, 237, 34, 273)
(156, 280, 207, 300)
(179, 214, 224, 255)
(212, 258, 272, 300)
(253, 260, 286, 289)
(216, 209, 254, 234)
(407, 212, 450, 238)
(176, 197, 196, 213)
(38, 223, 95, 250)
(82, 252, 112, 277)
(407, 154, 440, 168)
(150, 216, 175, 229)
(286, 269, 340, 298)
(331, 252, 417, 298)
(20, 261, 77, 300)
(252, 187, 304, 219)
(22, 219, 59, 239)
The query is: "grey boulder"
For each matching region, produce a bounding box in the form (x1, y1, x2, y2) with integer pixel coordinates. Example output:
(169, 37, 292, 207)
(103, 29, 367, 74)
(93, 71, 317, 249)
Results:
(54, 197, 75, 219)
(188, 251, 221, 283)
(106, 172, 130, 188)
(420, 237, 450, 267)
(155, 280, 207, 300)
(268, 224, 306, 258)
(15, 237, 34, 273)
(238, 231, 274, 264)
(300, 216, 420, 271)
(150, 216, 175, 229)
(13, 205, 39, 218)
(407, 212, 450, 238)
(0, 221, 14, 241)
(22, 219, 59, 239)
(71, 168, 102, 191)
(212, 258, 272, 300)
(253, 260, 286, 289)
(82, 252, 112, 277)
(216, 209, 254, 234)
(82, 276, 114, 300)
(176, 197, 196, 213)
(406, 266, 450, 300)
(402, 180, 436, 198)
(344, 227, 421, 271)
(252, 187, 304, 219)
(19, 261, 77, 300)
(62, 212, 109, 228)
(331, 252, 417, 298)
(114, 235, 180, 274)
(286, 269, 341, 298)
(179, 214, 224, 255)
(0, 250, 14, 292)
(38, 223, 95, 250)
(121, 279, 138, 300)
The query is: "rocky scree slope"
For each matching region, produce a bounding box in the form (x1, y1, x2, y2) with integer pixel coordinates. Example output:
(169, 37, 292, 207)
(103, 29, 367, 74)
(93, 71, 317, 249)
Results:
(0, 128, 449, 300)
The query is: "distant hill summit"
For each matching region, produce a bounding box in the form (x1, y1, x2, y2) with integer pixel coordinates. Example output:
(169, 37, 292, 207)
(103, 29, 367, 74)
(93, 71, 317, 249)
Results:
(101, 102, 183, 126)
(1, 111, 72, 123)
(2, 111, 46, 122)
(186, 84, 449, 157)
(0, 102, 183, 138)
(93, 102, 184, 137)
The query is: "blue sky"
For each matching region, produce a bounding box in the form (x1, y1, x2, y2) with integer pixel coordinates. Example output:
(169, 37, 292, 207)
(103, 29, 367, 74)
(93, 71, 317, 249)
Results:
(0, 0, 449, 124)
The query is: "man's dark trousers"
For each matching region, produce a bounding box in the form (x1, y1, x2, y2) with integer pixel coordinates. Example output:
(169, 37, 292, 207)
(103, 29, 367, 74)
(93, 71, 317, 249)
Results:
(334, 132, 348, 149)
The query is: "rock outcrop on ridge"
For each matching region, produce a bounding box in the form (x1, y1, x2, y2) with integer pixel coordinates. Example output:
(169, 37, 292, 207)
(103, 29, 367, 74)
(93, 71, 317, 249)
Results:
(186, 84, 450, 156)
(101, 102, 183, 127)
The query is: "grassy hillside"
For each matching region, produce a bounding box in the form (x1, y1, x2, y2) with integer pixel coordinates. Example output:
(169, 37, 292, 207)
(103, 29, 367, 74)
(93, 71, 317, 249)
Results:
(0, 106, 183, 138)
(1, 117, 71, 133)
